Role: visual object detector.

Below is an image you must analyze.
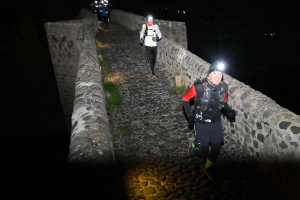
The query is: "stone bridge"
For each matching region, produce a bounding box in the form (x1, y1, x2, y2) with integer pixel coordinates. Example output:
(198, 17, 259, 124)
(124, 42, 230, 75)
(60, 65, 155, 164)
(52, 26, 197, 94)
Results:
(44, 8, 300, 200)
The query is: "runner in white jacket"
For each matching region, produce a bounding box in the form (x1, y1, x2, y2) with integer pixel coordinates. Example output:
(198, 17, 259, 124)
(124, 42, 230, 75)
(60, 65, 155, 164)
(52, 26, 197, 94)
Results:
(140, 15, 162, 80)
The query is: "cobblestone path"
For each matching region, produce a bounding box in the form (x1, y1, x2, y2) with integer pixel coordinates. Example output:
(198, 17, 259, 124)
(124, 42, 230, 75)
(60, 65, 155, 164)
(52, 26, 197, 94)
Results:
(95, 22, 291, 200)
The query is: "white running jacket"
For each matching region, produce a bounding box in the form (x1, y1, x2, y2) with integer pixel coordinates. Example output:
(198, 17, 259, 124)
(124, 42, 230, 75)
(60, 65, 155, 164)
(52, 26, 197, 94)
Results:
(140, 24, 162, 47)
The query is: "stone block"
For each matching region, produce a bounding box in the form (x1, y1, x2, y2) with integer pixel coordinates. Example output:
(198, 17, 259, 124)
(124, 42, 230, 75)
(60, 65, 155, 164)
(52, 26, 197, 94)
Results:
(175, 76, 184, 87)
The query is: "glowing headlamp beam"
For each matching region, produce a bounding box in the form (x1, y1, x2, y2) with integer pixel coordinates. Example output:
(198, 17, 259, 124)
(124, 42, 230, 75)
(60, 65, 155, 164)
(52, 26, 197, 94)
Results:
(217, 63, 225, 70)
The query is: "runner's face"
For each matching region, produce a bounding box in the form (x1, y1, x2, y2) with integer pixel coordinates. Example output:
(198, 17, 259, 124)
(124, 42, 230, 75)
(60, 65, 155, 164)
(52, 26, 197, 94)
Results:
(209, 71, 222, 85)
(147, 19, 153, 26)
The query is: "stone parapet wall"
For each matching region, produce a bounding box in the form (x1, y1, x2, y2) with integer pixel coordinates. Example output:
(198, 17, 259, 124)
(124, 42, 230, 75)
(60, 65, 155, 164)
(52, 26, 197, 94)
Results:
(77, 8, 99, 35)
(44, 20, 81, 133)
(222, 75, 300, 164)
(44, 8, 98, 133)
(158, 37, 300, 165)
(111, 10, 300, 165)
(45, 8, 115, 167)
(68, 24, 114, 167)
(157, 39, 210, 84)
(110, 9, 187, 49)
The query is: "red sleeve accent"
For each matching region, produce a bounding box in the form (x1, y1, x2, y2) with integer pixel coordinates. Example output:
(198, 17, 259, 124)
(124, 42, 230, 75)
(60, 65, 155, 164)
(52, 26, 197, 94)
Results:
(182, 85, 197, 101)
(224, 90, 228, 102)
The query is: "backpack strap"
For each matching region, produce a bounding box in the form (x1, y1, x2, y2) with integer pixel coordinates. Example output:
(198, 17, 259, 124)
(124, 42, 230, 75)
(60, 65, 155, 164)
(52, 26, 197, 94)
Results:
(144, 24, 148, 38)
(218, 82, 228, 103)
(194, 80, 204, 98)
(194, 79, 211, 112)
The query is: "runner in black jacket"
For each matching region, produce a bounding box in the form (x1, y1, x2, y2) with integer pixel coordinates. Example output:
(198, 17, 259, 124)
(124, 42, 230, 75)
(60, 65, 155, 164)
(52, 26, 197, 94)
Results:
(182, 61, 236, 179)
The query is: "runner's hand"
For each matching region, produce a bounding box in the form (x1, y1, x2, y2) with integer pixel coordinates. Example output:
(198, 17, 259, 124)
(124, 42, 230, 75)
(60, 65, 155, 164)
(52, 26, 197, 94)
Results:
(227, 109, 236, 118)
(188, 116, 194, 126)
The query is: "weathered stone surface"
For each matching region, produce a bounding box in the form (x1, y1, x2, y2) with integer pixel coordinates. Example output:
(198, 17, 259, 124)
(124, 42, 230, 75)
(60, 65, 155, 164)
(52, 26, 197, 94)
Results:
(291, 126, 300, 134)
(141, 181, 148, 188)
(170, 166, 181, 173)
(146, 196, 159, 200)
(279, 121, 291, 130)
(132, 183, 141, 190)
(290, 142, 299, 148)
(45, 8, 99, 133)
(166, 176, 177, 183)
(143, 186, 156, 196)
(279, 141, 288, 149)
(149, 181, 160, 186)
(257, 133, 265, 143)
(155, 185, 166, 191)
(256, 122, 262, 130)
(177, 173, 190, 182)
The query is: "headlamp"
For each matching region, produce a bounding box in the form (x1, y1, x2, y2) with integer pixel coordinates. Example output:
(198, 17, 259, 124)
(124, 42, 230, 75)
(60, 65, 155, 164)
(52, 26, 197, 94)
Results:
(147, 15, 153, 20)
(217, 62, 225, 71)
(208, 61, 225, 76)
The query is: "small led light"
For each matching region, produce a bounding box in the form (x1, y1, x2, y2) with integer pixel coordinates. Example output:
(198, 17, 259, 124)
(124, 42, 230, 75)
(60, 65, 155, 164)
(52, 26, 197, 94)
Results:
(217, 63, 225, 70)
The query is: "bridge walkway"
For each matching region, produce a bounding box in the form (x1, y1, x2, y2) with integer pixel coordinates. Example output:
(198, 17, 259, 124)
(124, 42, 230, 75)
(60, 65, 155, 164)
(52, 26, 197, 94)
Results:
(95, 22, 290, 200)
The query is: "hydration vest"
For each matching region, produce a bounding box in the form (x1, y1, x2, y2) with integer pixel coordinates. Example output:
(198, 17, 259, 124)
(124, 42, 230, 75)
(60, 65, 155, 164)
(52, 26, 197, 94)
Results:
(144, 24, 156, 38)
(193, 78, 227, 121)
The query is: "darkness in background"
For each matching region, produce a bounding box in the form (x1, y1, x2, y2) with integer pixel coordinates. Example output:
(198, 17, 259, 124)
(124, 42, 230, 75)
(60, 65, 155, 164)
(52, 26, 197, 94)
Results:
(1, 0, 90, 153)
(0, 0, 100, 198)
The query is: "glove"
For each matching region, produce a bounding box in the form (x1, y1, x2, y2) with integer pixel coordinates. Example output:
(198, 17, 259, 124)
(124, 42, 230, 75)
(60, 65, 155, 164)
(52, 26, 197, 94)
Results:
(152, 37, 159, 42)
(140, 38, 144, 43)
(227, 109, 236, 118)
(188, 116, 195, 126)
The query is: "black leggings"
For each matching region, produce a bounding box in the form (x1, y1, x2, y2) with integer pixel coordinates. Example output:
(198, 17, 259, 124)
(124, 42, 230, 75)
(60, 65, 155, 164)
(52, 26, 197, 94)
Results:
(194, 121, 224, 162)
(200, 142, 222, 162)
(144, 46, 157, 75)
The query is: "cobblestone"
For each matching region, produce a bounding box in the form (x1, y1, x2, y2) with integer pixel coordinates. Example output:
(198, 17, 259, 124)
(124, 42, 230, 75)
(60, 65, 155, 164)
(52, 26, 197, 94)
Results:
(95, 23, 291, 200)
